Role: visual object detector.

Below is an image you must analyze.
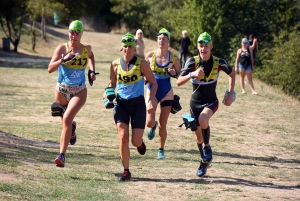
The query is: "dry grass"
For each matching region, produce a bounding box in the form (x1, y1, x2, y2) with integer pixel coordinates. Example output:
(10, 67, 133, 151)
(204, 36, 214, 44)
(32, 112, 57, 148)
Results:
(0, 27, 300, 201)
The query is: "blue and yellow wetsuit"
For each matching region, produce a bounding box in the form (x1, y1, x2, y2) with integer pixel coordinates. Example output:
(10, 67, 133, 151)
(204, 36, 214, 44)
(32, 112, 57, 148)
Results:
(56, 43, 89, 101)
(57, 43, 89, 85)
(114, 56, 146, 129)
(148, 50, 177, 101)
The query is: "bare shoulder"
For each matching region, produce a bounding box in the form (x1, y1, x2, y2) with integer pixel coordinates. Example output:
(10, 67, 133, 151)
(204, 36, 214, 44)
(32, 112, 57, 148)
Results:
(111, 59, 117, 67)
(53, 43, 67, 56)
(145, 51, 154, 59)
(82, 44, 92, 51)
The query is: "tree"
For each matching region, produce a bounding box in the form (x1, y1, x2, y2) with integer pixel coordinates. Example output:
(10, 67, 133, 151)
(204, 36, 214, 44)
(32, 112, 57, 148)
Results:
(26, 0, 65, 41)
(110, 0, 149, 31)
(257, 28, 300, 99)
(0, 0, 28, 52)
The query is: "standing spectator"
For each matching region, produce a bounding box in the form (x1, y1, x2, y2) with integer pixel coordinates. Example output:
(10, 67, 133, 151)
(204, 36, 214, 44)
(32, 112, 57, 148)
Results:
(178, 30, 191, 68)
(104, 32, 157, 181)
(235, 38, 258, 95)
(249, 34, 258, 62)
(177, 32, 236, 177)
(135, 29, 145, 59)
(145, 28, 181, 159)
(48, 20, 96, 167)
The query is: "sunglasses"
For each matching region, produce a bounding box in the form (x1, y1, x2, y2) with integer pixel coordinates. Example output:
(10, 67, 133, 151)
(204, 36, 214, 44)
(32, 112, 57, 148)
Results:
(69, 30, 81, 35)
(121, 38, 135, 43)
(198, 39, 211, 44)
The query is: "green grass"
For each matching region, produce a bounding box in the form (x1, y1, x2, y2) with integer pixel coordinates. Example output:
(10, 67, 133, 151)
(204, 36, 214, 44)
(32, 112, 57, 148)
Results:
(0, 26, 300, 200)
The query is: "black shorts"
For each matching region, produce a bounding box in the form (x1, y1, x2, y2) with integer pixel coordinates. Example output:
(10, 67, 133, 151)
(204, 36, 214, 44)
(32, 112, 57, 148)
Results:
(190, 99, 219, 126)
(114, 95, 146, 129)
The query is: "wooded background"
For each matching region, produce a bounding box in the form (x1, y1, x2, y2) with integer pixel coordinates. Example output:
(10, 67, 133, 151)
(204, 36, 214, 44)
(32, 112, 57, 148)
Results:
(0, 0, 299, 99)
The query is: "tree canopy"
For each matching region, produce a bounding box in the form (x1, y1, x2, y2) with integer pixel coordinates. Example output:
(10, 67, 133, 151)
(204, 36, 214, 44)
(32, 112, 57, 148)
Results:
(0, 0, 299, 98)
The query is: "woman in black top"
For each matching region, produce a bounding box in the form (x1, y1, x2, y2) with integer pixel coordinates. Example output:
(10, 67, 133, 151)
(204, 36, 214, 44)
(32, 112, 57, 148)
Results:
(235, 38, 258, 95)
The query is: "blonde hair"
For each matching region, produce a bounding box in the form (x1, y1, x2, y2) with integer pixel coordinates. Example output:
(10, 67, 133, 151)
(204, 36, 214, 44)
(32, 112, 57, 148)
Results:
(182, 30, 188, 35)
(135, 29, 144, 42)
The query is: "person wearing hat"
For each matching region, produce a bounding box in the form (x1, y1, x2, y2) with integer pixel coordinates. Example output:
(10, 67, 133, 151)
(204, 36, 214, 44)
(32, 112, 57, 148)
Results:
(48, 20, 96, 167)
(135, 29, 145, 58)
(235, 38, 258, 95)
(144, 28, 181, 159)
(104, 32, 157, 181)
(177, 32, 236, 177)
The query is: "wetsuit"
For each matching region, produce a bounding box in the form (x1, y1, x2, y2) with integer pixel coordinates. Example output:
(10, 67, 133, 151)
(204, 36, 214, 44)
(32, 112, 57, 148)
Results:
(114, 56, 146, 129)
(181, 55, 233, 125)
(57, 43, 88, 101)
(147, 50, 177, 101)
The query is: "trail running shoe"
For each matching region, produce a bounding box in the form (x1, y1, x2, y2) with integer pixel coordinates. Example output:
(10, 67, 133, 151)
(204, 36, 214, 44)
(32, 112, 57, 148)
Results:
(196, 160, 209, 177)
(147, 121, 157, 140)
(54, 154, 65, 167)
(137, 141, 146, 155)
(70, 121, 77, 145)
(118, 171, 131, 181)
(157, 149, 165, 159)
(203, 146, 212, 163)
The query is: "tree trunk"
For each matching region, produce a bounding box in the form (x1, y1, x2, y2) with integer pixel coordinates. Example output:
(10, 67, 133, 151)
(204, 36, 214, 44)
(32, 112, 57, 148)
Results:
(41, 5, 46, 40)
(31, 20, 36, 51)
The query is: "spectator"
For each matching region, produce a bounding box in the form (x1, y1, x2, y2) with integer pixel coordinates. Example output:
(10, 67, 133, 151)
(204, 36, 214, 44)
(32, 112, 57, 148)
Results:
(178, 30, 191, 68)
(135, 29, 145, 59)
(249, 34, 258, 62)
(235, 38, 258, 95)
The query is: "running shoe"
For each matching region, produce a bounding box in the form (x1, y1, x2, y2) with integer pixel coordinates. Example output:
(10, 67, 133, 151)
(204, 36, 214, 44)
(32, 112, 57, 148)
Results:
(118, 171, 131, 181)
(54, 154, 65, 167)
(137, 141, 146, 155)
(70, 121, 77, 145)
(203, 146, 213, 163)
(147, 121, 157, 140)
(196, 160, 209, 177)
(157, 149, 165, 159)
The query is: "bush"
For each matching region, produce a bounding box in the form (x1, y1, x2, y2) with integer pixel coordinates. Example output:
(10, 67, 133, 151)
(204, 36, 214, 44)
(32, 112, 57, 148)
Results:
(257, 29, 300, 100)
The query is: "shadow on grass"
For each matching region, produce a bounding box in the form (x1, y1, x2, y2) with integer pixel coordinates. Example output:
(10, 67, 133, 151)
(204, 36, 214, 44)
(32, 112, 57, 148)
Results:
(112, 175, 300, 190)
(0, 131, 120, 166)
(168, 149, 300, 165)
(206, 175, 300, 189)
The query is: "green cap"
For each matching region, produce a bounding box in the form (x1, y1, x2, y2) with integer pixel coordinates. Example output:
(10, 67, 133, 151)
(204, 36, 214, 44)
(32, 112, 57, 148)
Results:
(157, 28, 170, 40)
(197, 32, 212, 45)
(121, 32, 136, 47)
(69, 20, 84, 33)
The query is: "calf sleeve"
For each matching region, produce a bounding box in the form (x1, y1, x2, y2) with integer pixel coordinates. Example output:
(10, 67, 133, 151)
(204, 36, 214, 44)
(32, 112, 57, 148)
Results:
(202, 126, 210, 145)
(197, 143, 204, 159)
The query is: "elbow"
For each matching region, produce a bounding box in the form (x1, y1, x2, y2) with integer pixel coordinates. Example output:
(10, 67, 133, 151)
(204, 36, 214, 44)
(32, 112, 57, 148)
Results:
(176, 81, 182, 87)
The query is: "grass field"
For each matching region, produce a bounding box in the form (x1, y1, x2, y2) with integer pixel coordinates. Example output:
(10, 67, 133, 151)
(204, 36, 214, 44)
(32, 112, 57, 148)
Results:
(0, 27, 300, 201)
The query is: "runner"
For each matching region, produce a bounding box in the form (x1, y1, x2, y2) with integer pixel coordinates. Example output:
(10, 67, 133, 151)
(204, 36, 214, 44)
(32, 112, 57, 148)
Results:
(145, 28, 181, 159)
(48, 20, 96, 167)
(177, 32, 236, 177)
(104, 32, 157, 181)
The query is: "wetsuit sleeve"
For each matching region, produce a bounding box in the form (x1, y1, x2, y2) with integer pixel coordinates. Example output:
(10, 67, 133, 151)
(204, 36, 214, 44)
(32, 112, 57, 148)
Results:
(180, 57, 196, 76)
(219, 58, 233, 75)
